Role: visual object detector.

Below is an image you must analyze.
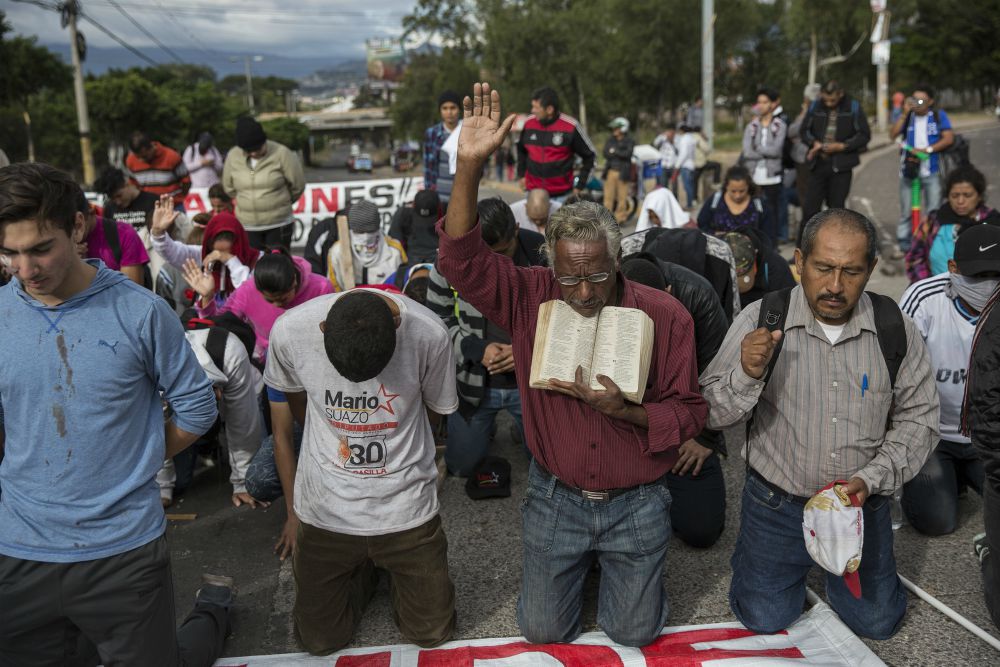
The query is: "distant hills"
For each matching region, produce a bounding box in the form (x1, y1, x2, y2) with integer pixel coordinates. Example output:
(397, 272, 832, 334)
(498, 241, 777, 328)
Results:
(44, 43, 368, 87)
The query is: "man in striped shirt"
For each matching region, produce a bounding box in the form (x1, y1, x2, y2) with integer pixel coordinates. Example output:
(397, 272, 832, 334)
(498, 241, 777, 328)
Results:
(701, 209, 938, 640)
(438, 83, 706, 648)
(126, 132, 191, 210)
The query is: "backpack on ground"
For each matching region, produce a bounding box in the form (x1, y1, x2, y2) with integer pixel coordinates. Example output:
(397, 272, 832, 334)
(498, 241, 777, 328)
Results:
(181, 309, 260, 372)
(102, 217, 154, 289)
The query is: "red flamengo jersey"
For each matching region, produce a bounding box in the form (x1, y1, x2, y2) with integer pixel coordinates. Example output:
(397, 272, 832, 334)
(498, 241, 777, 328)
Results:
(517, 113, 596, 196)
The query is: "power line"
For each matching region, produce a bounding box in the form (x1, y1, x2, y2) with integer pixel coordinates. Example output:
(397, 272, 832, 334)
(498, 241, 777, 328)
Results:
(150, 0, 219, 63)
(103, 0, 185, 63)
(9, 0, 163, 67)
(78, 10, 160, 66)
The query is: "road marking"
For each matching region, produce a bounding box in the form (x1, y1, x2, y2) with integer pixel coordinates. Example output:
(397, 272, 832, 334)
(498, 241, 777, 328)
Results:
(267, 559, 296, 650)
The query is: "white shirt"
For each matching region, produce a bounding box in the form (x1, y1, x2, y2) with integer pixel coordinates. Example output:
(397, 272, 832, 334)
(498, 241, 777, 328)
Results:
(510, 199, 561, 234)
(913, 114, 931, 178)
(901, 274, 975, 443)
(817, 321, 846, 345)
(675, 133, 698, 170)
(653, 134, 678, 169)
(264, 290, 458, 535)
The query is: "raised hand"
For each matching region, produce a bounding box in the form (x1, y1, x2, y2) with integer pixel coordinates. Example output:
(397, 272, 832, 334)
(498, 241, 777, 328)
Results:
(181, 257, 216, 302)
(458, 82, 517, 167)
(151, 194, 179, 236)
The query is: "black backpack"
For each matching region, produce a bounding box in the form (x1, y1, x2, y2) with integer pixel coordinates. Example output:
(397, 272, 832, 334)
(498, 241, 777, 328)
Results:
(102, 217, 154, 289)
(180, 309, 260, 372)
(303, 216, 339, 276)
(745, 287, 907, 461)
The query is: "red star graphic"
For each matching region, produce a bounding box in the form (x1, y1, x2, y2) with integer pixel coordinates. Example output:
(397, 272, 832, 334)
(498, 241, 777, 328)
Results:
(374, 383, 400, 416)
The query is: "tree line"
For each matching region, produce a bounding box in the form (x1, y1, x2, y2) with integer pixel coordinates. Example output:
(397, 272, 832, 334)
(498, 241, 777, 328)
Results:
(0, 11, 306, 180)
(390, 0, 1000, 140)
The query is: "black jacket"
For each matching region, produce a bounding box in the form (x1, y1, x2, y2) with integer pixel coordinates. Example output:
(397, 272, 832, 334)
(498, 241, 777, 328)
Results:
(966, 298, 1000, 481)
(800, 95, 870, 173)
(603, 135, 636, 180)
(737, 228, 797, 310)
(628, 252, 729, 454)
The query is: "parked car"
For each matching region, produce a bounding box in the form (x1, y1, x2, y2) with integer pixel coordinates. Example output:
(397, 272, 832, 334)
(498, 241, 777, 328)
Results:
(347, 152, 373, 173)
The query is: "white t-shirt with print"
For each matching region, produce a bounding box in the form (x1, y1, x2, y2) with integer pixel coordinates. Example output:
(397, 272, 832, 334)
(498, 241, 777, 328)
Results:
(264, 289, 459, 535)
(901, 274, 975, 443)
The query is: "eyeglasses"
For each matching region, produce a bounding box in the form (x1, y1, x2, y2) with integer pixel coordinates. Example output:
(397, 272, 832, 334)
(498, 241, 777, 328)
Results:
(554, 272, 610, 286)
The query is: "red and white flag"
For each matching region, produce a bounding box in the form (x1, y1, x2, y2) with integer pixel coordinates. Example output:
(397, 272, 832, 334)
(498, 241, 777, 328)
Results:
(214, 600, 883, 667)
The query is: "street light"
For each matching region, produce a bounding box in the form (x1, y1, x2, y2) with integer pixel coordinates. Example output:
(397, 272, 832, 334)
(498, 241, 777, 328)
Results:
(230, 55, 264, 116)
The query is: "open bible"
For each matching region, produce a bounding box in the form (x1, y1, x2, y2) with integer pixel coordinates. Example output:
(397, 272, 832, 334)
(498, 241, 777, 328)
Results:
(529, 300, 655, 404)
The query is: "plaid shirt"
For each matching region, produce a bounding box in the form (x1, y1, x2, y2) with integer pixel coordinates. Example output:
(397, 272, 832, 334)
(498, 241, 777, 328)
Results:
(423, 122, 449, 190)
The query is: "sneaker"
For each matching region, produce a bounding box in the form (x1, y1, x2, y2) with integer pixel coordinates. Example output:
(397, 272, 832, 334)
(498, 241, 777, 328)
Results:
(974, 533, 990, 564)
(196, 574, 235, 609)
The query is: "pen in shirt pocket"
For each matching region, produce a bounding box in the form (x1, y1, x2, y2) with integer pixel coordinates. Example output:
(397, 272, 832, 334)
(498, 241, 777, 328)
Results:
(861, 373, 869, 397)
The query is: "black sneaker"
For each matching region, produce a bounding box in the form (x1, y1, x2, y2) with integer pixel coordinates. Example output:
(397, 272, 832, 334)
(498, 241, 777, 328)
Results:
(196, 574, 235, 609)
(974, 533, 990, 564)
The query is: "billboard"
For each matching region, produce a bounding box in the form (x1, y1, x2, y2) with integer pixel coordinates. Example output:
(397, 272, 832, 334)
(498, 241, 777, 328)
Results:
(366, 38, 406, 82)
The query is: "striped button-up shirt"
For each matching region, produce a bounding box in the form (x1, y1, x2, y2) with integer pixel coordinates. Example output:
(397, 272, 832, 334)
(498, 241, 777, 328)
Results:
(700, 286, 939, 497)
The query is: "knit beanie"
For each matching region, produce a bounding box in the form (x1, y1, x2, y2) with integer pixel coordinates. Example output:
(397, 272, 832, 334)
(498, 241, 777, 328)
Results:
(235, 117, 267, 151)
(348, 200, 381, 233)
(438, 90, 462, 108)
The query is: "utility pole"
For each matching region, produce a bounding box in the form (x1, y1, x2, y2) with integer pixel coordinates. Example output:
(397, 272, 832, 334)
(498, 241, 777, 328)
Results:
(701, 0, 715, 148)
(231, 55, 264, 116)
(63, 1, 96, 185)
(871, 2, 891, 133)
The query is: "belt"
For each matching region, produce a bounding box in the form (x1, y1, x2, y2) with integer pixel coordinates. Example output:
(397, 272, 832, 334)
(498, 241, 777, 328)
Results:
(535, 465, 635, 502)
(748, 467, 811, 505)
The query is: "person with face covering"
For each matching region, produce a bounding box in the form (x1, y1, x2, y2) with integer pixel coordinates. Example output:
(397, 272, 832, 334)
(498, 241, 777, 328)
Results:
(635, 187, 691, 232)
(905, 165, 1000, 283)
(188, 247, 333, 362)
(150, 201, 259, 308)
(899, 224, 1000, 535)
(327, 200, 407, 291)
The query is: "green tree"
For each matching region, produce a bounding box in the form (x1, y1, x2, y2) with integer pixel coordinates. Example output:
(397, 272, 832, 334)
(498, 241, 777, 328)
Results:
(0, 12, 73, 162)
(390, 49, 479, 139)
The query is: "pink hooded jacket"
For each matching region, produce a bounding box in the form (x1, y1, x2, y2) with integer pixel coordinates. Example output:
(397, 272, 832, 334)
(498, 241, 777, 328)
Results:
(198, 255, 332, 360)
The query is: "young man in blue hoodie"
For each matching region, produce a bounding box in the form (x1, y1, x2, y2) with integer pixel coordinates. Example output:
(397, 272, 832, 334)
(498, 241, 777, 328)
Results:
(0, 163, 231, 665)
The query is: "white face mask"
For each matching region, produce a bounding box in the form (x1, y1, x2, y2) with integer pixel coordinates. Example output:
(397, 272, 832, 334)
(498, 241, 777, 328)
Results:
(950, 273, 1000, 312)
(350, 231, 380, 262)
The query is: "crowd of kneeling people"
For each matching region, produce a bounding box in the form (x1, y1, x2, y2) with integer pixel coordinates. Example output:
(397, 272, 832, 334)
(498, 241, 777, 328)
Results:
(0, 84, 998, 665)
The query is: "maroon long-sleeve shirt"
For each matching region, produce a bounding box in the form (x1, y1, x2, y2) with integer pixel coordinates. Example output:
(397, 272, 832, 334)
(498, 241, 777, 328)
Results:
(436, 220, 707, 490)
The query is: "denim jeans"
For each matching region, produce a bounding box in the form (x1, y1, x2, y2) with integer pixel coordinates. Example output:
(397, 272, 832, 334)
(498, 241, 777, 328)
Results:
(729, 472, 906, 639)
(902, 438, 985, 536)
(446, 387, 524, 476)
(897, 173, 943, 250)
(245, 424, 304, 502)
(679, 168, 697, 207)
(516, 460, 671, 647)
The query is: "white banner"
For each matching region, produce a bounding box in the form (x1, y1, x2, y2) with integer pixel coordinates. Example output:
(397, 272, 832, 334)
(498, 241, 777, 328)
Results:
(180, 177, 422, 248)
(89, 177, 423, 250)
(213, 601, 884, 666)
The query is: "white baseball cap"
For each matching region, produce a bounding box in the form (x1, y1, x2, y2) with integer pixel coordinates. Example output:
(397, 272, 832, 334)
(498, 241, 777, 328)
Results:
(802, 481, 864, 599)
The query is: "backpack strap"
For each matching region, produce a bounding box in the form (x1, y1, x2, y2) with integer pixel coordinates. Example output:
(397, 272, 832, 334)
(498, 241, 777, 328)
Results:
(102, 217, 122, 266)
(745, 286, 795, 470)
(205, 326, 229, 373)
(866, 291, 907, 390)
(710, 190, 723, 211)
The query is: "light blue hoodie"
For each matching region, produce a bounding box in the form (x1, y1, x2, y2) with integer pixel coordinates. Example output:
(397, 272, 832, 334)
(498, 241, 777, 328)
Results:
(0, 261, 217, 562)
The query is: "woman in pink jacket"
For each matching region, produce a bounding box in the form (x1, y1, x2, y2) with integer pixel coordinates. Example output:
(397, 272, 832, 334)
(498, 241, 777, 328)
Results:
(184, 246, 332, 361)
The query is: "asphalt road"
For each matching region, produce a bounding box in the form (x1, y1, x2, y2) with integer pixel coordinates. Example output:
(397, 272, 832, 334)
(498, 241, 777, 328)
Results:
(168, 121, 1000, 665)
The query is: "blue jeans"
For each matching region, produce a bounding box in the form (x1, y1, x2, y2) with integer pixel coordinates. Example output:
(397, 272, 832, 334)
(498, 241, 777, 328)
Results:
(897, 173, 942, 250)
(730, 472, 906, 639)
(245, 425, 303, 502)
(902, 439, 985, 536)
(679, 168, 697, 207)
(516, 460, 672, 647)
(446, 388, 524, 476)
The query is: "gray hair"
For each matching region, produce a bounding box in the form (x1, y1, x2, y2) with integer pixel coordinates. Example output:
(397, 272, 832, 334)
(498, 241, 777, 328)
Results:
(800, 208, 879, 267)
(542, 201, 622, 266)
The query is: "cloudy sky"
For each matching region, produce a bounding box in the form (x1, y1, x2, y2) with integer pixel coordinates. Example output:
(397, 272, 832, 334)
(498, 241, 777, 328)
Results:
(3, 0, 417, 63)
